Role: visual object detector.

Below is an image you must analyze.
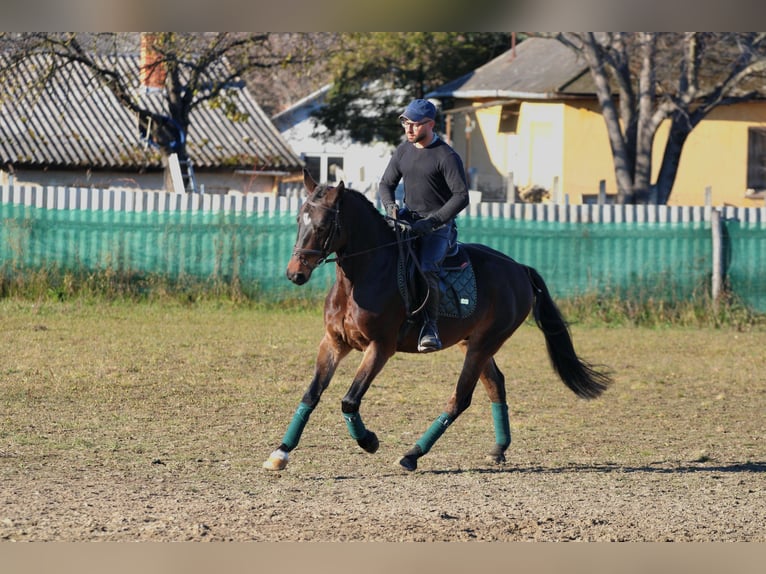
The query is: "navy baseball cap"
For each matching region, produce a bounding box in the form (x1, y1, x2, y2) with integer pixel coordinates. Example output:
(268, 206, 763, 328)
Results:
(399, 99, 436, 122)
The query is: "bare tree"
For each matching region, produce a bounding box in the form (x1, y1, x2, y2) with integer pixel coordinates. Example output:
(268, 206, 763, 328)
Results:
(0, 32, 322, 184)
(555, 32, 766, 204)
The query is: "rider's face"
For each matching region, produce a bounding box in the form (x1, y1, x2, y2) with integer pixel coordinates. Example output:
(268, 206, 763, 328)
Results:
(401, 118, 434, 144)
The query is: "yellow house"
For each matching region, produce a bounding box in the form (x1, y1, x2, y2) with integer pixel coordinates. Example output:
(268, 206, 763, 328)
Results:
(427, 37, 766, 207)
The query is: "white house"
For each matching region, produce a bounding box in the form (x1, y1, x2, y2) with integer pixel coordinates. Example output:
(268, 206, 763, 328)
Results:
(272, 84, 394, 200)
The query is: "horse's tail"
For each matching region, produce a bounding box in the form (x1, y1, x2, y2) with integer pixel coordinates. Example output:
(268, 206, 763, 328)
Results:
(526, 266, 612, 399)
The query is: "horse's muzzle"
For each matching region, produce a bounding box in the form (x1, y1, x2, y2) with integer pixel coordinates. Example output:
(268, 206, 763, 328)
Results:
(286, 256, 311, 285)
(286, 267, 309, 285)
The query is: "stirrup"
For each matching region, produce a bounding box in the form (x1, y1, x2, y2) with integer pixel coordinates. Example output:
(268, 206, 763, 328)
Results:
(418, 322, 442, 352)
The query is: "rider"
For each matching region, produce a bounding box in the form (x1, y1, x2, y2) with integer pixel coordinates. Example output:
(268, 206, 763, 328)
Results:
(378, 98, 470, 352)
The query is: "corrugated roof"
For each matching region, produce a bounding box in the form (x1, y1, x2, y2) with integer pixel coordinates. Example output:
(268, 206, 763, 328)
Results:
(0, 53, 303, 172)
(427, 37, 592, 100)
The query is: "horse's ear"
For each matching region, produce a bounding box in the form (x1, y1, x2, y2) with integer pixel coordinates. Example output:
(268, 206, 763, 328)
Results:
(303, 168, 317, 194)
(333, 180, 346, 202)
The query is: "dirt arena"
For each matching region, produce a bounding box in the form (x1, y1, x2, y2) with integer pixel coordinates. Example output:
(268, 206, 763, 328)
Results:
(1, 304, 764, 541)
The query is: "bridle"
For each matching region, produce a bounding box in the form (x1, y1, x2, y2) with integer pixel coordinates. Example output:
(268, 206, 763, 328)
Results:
(291, 199, 342, 271)
(291, 196, 419, 271)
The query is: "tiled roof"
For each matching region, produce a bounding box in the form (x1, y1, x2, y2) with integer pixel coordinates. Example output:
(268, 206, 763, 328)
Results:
(0, 53, 303, 172)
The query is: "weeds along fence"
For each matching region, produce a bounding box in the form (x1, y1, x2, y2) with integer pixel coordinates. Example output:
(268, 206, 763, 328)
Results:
(1, 184, 765, 311)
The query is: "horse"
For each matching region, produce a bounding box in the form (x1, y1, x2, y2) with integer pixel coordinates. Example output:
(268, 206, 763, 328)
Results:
(263, 169, 612, 472)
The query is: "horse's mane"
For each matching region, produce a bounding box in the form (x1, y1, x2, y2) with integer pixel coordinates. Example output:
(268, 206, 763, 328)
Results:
(314, 182, 390, 231)
(345, 186, 387, 221)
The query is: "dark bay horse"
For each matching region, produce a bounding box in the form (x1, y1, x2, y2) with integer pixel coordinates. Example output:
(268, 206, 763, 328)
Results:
(263, 170, 612, 472)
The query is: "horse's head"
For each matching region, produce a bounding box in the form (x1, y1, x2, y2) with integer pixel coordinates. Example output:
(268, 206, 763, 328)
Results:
(286, 168, 346, 285)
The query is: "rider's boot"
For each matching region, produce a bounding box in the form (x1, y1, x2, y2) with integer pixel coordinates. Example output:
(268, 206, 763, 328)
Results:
(418, 271, 442, 353)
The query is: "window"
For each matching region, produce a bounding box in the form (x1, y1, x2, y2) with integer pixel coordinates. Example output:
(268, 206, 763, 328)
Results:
(498, 103, 520, 134)
(747, 127, 766, 190)
(302, 155, 344, 184)
(303, 156, 321, 183)
(327, 157, 345, 183)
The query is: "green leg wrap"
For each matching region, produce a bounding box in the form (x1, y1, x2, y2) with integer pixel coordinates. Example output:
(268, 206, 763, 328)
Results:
(492, 402, 511, 449)
(281, 402, 314, 451)
(415, 412, 453, 455)
(342, 411, 367, 441)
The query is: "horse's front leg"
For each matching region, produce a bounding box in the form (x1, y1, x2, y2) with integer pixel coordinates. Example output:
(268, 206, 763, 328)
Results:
(263, 334, 350, 471)
(340, 341, 394, 454)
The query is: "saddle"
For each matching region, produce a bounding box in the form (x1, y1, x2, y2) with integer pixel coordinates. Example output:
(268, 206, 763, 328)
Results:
(396, 241, 477, 320)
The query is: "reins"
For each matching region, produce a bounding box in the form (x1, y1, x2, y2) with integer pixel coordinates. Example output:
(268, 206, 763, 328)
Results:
(293, 198, 418, 267)
(292, 196, 429, 316)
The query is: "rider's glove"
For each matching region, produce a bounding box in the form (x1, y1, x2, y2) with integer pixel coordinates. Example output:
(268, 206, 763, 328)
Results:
(411, 217, 438, 236)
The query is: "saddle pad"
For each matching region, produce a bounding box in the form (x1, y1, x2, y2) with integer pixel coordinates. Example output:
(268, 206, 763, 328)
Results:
(397, 245, 477, 320)
(438, 249, 477, 319)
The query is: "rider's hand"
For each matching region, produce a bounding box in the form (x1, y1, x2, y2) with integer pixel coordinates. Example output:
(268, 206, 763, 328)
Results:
(385, 203, 398, 219)
(411, 217, 437, 236)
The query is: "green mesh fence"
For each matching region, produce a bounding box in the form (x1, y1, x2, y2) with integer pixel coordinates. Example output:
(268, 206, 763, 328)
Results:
(459, 217, 714, 303)
(725, 220, 766, 312)
(0, 203, 336, 300)
(1, 202, 764, 311)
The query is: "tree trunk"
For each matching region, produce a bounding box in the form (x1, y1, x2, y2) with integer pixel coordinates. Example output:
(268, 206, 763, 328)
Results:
(580, 35, 636, 204)
(654, 117, 692, 204)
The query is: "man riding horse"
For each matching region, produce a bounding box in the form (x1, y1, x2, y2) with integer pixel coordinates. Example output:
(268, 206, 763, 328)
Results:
(378, 98, 470, 352)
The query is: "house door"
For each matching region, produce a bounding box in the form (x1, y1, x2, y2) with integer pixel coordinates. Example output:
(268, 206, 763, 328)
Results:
(528, 121, 555, 189)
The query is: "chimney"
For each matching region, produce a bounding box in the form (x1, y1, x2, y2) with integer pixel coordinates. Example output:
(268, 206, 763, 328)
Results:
(140, 33, 166, 91)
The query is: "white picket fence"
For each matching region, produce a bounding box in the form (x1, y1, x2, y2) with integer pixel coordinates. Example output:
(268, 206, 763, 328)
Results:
(2, 183, 766, 225)
(465, 199, 766, 225)
(0, 185, 303, 215)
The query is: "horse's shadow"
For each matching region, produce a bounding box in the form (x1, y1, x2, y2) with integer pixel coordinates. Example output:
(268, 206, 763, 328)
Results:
(309, 461, 766, 481)
(400, 460, 766, 477)
(316, 461, 766, 481)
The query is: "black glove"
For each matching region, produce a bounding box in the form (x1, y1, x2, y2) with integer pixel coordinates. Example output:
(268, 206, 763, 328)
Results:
(411, 217, 437, 236)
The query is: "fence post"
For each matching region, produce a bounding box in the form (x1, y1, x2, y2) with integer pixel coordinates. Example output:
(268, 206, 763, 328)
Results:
(505, 172, 515, 204)
(711, 208, 724, 305)
(598, 180, 606, 205)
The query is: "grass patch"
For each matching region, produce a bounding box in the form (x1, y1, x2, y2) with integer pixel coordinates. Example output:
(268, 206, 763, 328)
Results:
(558, 288, 763, 329)
(2, 264, 762, 328)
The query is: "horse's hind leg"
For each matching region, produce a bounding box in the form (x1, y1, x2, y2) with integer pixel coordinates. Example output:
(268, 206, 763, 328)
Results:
(399, 345, 488, 471)
(479, 357, 511, 464)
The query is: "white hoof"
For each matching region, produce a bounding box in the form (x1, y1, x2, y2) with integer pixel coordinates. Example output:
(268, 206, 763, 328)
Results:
(262, 449, 289, 471)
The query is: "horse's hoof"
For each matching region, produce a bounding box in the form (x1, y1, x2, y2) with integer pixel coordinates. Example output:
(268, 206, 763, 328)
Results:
(485, 452, 506, 465)
(485, 445, 507, 465)
(358, 431, 379, 454)
(399, 455, 418, 472)
(262, 449, 289, 471)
